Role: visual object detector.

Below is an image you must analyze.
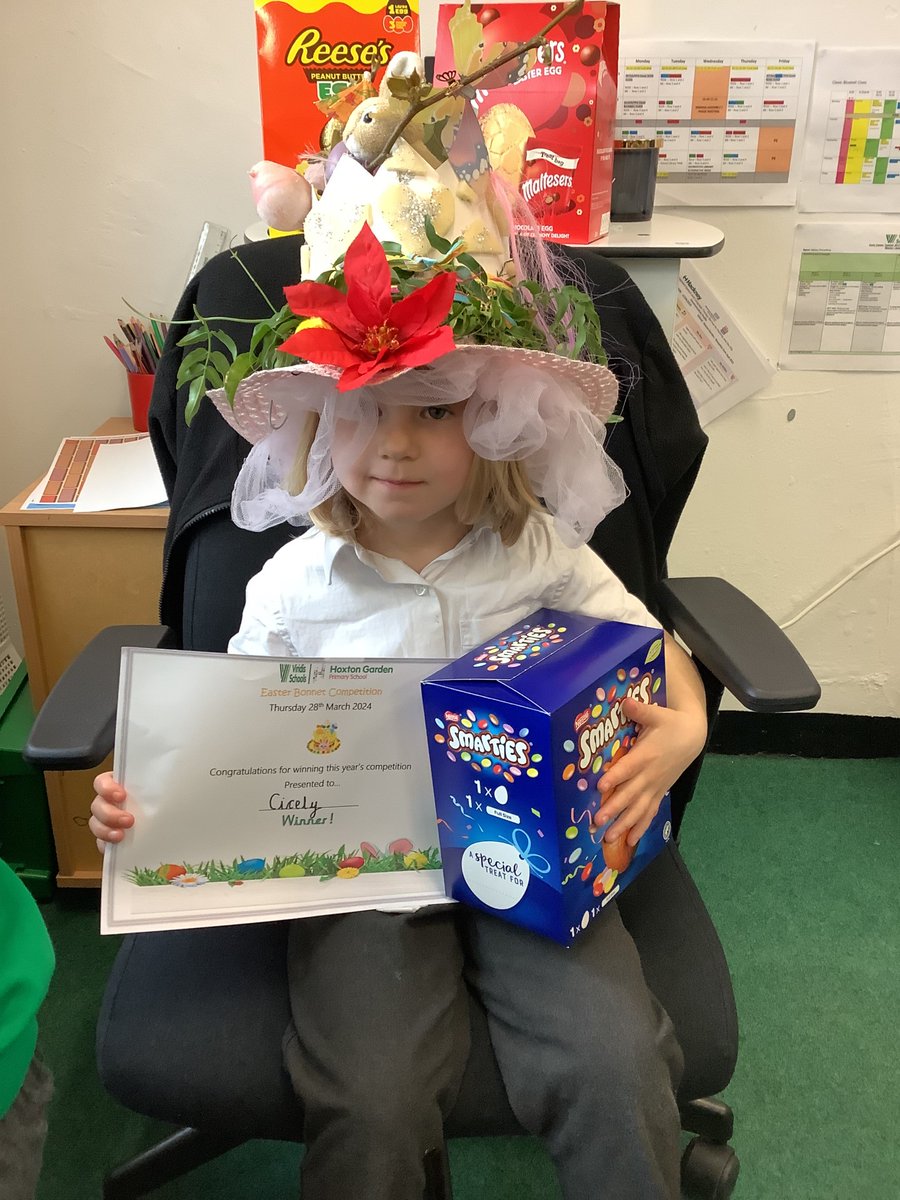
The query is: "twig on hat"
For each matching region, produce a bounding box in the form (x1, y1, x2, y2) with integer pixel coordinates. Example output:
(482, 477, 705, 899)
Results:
(366, 0, 586, 173)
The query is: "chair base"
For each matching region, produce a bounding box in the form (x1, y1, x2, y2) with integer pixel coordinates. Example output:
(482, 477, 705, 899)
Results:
(679, 1096, 734, 1144)
(681, 1139, 740, 1200)
(102, 1127, 245, 1200)
(679, 1098, 739, 1200)
(102, 1100, 738, 1199)
(424, 1145, 454, 1200)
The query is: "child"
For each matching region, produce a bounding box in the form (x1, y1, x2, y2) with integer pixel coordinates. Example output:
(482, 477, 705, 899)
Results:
(91, 41, 709, 1188)
(91, 228, 707, 1200)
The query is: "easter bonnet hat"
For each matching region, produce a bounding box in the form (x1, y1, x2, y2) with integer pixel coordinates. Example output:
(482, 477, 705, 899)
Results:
(189, 0, 624, 546)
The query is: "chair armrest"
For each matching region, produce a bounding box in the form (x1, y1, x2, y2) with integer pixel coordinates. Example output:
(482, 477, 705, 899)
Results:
(23, 626, 174, 772)
(658, 577, 820, 713)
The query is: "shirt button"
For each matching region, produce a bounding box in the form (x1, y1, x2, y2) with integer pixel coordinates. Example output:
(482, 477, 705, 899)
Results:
(415, 585, 427, 596)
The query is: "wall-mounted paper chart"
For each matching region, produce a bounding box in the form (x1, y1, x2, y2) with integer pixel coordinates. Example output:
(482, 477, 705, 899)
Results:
(780, 225, 900, 370)
(801, 47, 900, 212)
(673, 265, 774, 425)
(615, 41, 815, 205)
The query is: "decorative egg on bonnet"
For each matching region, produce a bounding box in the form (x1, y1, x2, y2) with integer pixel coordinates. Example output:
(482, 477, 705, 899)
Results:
(248, 161, 313, 232)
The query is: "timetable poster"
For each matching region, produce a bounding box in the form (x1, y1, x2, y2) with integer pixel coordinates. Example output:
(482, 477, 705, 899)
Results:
(102, 649, 450, 934)
(800, 47, 900, 213)
(780, 224, 900, 370)
(615, 40, 815, 205)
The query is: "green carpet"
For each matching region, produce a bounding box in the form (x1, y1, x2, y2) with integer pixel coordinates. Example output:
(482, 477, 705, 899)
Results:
(32, 756, 899, 1199)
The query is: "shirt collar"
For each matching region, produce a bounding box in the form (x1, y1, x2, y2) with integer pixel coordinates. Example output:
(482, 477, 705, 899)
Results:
(319, 530, 410, 586)
(319, 529, 353, 585)
(318, 523, 492, 586)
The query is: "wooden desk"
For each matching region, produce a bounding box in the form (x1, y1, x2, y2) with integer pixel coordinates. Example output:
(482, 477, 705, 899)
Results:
(0, 419, 167, 886)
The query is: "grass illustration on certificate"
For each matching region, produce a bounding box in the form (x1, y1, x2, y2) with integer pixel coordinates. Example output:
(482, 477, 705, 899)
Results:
(125, 839, 442, 889)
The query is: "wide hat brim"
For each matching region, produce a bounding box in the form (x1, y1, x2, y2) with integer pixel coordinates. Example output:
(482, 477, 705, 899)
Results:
(208, 344, 620, 446)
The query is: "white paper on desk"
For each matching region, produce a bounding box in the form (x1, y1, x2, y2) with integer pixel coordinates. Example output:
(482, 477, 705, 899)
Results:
(672, 265, 775, 424)
(73, 437, 166, 512)
(102, 648, 450, 934)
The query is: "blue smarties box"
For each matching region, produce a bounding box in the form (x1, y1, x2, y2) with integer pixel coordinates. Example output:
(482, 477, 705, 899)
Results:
(421, 610, 673, 945)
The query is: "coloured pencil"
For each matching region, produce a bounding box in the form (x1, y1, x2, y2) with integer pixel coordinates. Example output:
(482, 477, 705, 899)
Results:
(103, 335, 134, 371)
(104, 313, 170, 376)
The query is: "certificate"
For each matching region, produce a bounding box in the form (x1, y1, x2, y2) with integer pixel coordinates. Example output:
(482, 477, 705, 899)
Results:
(102, 648, 449, 934)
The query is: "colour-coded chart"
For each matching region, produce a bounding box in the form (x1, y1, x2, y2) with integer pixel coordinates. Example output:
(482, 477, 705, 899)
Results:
(616, 41, 814, 204)
(823, 96, 900, 186)
(801, 50, 900, 213)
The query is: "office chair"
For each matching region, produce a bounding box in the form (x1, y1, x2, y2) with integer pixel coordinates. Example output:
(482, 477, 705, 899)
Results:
(25, 237, 820, 1200)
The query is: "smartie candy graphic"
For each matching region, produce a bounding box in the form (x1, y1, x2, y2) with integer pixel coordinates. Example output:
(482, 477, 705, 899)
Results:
(472, 619, 568, 670)
(431, 709, 540, 783)
(430, 621, 564, 781)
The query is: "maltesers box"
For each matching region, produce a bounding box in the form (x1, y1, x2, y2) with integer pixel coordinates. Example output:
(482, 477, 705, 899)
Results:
(434, 2, 620, 243)
(255, 0, 420, 168)
(421, 609, 672, 945)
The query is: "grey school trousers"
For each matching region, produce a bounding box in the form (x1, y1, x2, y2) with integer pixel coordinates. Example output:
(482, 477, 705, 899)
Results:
(0, 1053, 53, 1200)
(283, 903, 683, 1200)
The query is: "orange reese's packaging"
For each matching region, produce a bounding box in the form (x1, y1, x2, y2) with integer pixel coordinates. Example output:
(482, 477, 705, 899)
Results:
(255, 0, 420, 168)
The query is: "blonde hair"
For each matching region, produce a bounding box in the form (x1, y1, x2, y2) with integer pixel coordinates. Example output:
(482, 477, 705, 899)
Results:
(285, 412, 540, 546)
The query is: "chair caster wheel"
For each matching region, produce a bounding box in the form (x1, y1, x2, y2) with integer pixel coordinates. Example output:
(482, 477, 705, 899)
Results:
(681, 1137, 740, 1200)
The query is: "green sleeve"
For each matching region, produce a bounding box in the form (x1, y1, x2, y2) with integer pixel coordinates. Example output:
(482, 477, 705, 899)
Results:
(0, 858, 55, 1116)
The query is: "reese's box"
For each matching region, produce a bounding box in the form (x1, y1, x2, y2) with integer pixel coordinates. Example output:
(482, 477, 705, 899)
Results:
(434, 2, 619, 243)
(255, 0, 420, 167)
(421, 610, 671, 945)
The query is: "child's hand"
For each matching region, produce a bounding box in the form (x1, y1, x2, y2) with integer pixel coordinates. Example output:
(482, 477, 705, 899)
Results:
(88, 772, 133, 853)
(594, 696, 706, 847)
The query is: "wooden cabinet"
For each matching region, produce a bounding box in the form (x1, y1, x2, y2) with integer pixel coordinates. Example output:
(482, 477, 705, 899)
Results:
(0, 420, 167, 886)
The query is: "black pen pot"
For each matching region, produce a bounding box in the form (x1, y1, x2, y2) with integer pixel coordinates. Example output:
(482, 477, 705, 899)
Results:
(610, 141, 661, 222)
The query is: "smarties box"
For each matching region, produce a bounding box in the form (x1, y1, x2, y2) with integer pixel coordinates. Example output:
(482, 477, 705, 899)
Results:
(434, 2, 620, 243)
(421, 610, 671, 945)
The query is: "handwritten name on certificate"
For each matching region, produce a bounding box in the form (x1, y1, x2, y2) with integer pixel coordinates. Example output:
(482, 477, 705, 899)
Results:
(101, 648, 450, 934)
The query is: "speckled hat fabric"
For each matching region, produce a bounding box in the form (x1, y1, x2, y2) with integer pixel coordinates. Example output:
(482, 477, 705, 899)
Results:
(214, 340, 625, 548)
(208, 343, 619, 446)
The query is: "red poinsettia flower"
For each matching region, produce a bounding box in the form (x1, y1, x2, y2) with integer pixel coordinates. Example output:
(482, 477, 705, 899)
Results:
(279, 223, 458, 391)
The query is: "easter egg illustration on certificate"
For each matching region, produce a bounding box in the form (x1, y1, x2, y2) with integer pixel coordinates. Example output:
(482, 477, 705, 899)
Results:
(306, 723, 341, 754)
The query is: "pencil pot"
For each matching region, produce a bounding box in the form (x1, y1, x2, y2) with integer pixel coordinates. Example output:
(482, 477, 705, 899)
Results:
(126, 372, 154, 432)
(611, 141, 660, 222)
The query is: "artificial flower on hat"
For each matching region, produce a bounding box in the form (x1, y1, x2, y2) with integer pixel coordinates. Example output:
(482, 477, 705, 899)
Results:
(279, 222, 458, 391)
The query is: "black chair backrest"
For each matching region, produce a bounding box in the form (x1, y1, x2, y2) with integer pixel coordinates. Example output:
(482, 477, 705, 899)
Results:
(180, 515, 292, 653)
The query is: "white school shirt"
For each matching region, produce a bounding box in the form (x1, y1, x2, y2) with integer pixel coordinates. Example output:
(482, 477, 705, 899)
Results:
(228, 510, 660, 659)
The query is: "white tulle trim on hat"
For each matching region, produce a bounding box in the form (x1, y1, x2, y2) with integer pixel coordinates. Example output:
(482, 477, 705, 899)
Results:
(221, 352, 626, 547)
